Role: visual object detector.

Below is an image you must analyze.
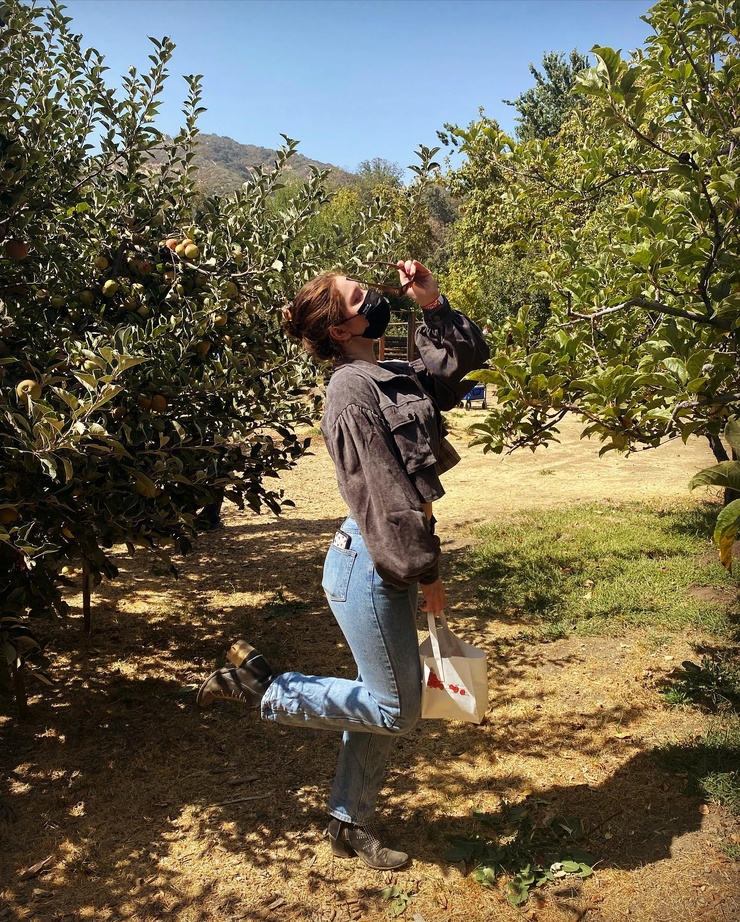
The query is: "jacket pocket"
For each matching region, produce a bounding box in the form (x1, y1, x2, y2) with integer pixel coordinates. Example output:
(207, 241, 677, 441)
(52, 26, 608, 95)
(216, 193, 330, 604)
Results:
(322, 544, 357, 602)
(382, 397, 437, 474)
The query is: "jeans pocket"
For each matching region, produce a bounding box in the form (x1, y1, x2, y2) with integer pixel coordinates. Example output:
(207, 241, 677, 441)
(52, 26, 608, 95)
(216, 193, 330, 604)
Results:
(322, 545, 357, 602)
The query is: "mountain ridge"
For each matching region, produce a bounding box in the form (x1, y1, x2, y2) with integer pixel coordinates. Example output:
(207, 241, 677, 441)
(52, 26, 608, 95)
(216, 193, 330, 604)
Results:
(189, 132, 355, 195)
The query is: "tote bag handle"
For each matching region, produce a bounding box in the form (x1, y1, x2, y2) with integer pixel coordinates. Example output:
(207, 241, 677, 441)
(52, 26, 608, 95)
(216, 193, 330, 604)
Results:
(427, 611, 464, 682)
(427, 611, 446, 681)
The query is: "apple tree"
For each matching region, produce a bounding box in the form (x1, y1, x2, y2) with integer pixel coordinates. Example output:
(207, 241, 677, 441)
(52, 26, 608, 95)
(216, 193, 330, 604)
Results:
(0, 0, 435, 707)
(442, 0, 739, 463)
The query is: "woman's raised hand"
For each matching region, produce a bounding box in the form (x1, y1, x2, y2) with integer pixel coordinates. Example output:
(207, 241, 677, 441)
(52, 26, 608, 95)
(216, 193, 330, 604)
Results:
(397, 259, 440, 309)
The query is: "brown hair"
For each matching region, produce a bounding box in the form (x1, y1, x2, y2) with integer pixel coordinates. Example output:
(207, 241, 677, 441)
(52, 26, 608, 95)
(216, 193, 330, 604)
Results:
(283, 272, 346, 364)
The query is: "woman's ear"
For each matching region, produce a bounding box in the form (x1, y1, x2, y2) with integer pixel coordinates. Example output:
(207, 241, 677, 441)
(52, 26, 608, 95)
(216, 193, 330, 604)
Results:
(329, 324, 351, 344)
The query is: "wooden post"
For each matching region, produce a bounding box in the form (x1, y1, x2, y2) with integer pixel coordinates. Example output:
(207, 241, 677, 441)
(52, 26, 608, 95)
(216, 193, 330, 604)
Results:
(82, 562, 91, 634)
(407, 311, 417, 361)
(378, 335, 385, 361)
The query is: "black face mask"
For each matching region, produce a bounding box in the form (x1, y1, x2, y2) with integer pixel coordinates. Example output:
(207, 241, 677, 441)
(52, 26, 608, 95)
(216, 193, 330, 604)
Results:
(356, 289, 391, 340)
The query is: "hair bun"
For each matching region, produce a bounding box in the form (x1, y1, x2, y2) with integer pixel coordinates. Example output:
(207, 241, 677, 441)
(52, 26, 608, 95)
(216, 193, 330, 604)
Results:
(282, 303, 300, 339)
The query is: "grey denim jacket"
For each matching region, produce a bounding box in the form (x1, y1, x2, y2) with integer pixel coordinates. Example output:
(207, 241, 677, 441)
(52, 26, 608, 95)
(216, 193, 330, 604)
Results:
(320, 296, 490, 590)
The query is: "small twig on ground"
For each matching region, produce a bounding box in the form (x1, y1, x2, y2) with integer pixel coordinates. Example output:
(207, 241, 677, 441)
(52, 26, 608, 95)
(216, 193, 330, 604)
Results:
(589, 809, 624, 834)
(211, 793, 270, 806)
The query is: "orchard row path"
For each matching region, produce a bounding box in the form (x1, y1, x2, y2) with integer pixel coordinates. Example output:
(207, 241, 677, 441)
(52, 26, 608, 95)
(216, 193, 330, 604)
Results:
(1, 410, 738, 922)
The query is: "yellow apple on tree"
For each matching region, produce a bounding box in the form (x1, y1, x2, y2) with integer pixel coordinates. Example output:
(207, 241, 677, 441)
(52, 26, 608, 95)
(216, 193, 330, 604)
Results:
(16, 379, 42, 400)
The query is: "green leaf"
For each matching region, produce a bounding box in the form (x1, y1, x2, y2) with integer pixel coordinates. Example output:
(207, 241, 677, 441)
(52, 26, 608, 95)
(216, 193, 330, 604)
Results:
(506, 879, 530, 907)
(724, 418, 740, 456)
(116, 355, 150, 373)
(713, 498, 740, 572)
(29, 668, 55, 686)
(473, 866, 497, 889)
(72, 372, 98, 392)
(381, 886, 402, 900)
(689, 462, 740, 493)
(390, 897, 408, 917)
(92, 384, 123, 410)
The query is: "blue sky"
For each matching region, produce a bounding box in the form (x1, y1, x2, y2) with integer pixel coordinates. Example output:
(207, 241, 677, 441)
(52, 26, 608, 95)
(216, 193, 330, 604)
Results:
(63, 0, 655, 175)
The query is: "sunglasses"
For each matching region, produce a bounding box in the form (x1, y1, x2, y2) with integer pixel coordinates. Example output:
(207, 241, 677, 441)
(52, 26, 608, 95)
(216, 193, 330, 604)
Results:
(346, 260, 415, 298)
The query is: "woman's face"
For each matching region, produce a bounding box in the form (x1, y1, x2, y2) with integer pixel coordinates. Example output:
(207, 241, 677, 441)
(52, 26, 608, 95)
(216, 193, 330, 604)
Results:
(333, 276, 368, 336)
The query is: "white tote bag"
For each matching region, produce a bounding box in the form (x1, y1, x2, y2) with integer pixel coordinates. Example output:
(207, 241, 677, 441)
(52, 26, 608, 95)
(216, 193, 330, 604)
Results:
(419, 612, 488, 724)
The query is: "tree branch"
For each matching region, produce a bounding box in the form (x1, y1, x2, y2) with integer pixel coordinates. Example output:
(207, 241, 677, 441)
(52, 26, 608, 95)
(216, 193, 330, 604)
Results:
(673, 25, 730, 133)
(503, 408, 568, 455)
(565, 297, 731, 330)
(585, 167, 670, 194)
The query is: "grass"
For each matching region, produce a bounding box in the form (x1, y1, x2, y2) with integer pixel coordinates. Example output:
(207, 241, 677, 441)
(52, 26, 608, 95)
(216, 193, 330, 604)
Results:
(463, 497, 740, 861)
(659, 719, 740, 812)
(661, 653, 740, 713)
(659, 649, 740, 854)
(463, 499, 738, 640)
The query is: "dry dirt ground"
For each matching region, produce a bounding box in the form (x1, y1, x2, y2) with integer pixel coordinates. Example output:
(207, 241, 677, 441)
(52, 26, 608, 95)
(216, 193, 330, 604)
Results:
(1, 410, 739, 922)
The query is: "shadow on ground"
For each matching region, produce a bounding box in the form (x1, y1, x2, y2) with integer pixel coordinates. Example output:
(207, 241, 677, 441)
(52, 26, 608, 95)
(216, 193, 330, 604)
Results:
(0, 508, 734, 921)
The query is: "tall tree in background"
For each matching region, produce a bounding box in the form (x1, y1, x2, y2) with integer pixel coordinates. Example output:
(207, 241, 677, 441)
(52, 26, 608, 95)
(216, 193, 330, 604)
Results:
(437, 50, 591, 328)
(504, 49, 591, 140)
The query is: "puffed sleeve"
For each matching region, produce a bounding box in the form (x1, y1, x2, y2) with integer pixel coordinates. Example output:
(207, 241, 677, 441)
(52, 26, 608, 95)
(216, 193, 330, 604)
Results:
(325, 403, 440, 589)
(412, 295, 490, 410)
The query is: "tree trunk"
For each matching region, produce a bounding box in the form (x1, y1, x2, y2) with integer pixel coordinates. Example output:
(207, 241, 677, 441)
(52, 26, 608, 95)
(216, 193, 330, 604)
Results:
(11, 660, 28, 720)
(82, 562, 92, 634)
(706, 434, 740, 505)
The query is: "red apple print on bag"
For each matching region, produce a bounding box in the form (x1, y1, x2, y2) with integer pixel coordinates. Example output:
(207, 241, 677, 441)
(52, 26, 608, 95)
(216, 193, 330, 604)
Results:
(427, 671, 468, 696)
(427, 670, 445, 690)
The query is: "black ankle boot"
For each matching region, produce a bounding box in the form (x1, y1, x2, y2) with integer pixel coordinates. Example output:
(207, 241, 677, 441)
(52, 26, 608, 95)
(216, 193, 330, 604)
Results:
(196, 645, 273, 708)
(325, 817, 409, 870)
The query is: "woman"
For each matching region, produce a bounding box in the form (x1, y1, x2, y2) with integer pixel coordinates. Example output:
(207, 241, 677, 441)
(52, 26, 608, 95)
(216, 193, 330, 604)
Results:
(197, 260, 489, 869)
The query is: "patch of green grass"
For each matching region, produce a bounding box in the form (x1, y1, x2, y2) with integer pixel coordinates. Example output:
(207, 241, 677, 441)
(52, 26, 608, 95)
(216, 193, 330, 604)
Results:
(659, 718, 740, 817)
(661, 653, 740, 713)
(657, 647, 740, 858)
(463, 500, 738, 640)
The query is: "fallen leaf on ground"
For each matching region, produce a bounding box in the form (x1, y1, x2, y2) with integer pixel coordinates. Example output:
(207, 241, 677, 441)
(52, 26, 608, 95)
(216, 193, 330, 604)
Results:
(18, 857, 54, 880)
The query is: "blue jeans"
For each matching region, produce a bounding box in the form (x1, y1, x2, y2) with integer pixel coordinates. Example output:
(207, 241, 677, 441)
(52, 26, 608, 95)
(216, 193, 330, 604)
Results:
(260, 516, 421, 824)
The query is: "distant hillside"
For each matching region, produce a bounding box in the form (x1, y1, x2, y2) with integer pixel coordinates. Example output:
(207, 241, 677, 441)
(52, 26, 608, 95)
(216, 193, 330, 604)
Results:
(187, 133, 355, 195)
